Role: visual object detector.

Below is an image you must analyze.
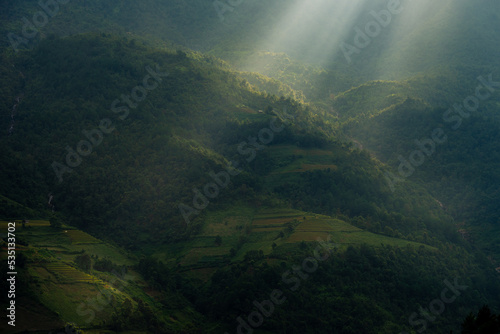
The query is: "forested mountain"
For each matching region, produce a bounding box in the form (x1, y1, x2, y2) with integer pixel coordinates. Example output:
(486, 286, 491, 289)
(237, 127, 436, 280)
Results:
(1, 1, 499, 333)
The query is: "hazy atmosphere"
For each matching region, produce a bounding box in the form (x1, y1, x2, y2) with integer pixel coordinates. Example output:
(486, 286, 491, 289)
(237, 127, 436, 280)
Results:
(1, 1, 500, 333)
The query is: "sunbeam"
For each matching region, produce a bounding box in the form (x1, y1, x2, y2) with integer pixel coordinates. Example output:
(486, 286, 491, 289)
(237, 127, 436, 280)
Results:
(238, 0, 456, 81)
(241, 0, 369, 70)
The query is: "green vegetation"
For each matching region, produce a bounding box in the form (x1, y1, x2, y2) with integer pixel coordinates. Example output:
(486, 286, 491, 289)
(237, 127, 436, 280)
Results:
(462, 306, 500, 334)
(1, 1, 500, 333)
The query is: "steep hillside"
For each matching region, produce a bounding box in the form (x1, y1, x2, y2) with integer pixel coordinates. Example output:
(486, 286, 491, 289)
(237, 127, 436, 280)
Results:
(337, 75, 500, 264)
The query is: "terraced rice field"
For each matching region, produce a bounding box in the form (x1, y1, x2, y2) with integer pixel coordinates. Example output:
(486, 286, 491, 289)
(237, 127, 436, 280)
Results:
(295, 219, 335, 232)
(0, 220, 51, 229)
(180, 247, 230, 266)
(254, 208, 304, 218)
(0, 221, 17, 230)
(288, 217, 362, 243)
(252, 227, 284, 232)
(251, 209, 302, 232)
(202, 215, 250, 236)
(253, 209, 308, 237)
(65, 230, 101, 244)
(26, 220, 51, 227)
(287, 231, 333, 242)
(252, 217, 297, 226)
(44, 263, 95, 283)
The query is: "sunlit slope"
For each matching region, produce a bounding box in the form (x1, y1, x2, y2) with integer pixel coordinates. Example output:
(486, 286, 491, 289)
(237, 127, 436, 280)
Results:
(0, 220, 202, 333)
(3, 0, 499, 107)
(150, 205, 435, 272)
(334, 74, 500, 264)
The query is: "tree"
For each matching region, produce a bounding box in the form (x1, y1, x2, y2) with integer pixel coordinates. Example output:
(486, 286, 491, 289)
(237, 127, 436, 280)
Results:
(215, 235, 222, 246)
(75, 254, 92, 272)
(50, 214, 62, 228)
(121, 298, 133, 318)
(462, 305, 500, 334)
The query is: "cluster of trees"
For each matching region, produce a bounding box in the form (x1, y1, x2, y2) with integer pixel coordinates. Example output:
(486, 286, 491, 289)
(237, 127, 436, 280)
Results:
(462, 306, 500, 334)
(339, 78, 500, 260)
(133, 242, 500, 333)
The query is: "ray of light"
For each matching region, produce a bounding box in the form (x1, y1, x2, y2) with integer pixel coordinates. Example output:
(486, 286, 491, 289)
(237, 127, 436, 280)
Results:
(242, 0, 369, 69)
(371, 0, 459, 79)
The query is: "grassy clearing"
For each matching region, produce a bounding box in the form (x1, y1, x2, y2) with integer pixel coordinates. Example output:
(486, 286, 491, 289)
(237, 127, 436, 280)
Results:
(18, 223, 133, 265)
(233, 106, 269, 121)
(25, 230, 73, 247)
(78, 243, 134, 265)
(295, 219, 336, 232)
(253, 208, 304, 219)
(0, 220, 51, 232)
(202, 215, 251, 237)
(36, 281, 111, 325)
(44, 263, 95, 283)
(276, 212, 434, 250)
(328, 231, 437, 250)
(252, 217, 296, 226)
(65, 229, 102, 244)
(152, 204, 435, 275)
(287, 231, 333, 242)
(296, 218, 362, 232)
(248, 231, 280, 243)
(266, 145, 337, 174)
(201, 204, 254, 234)
(252, 227, 283, 232)
(26, 220, 51, 226)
